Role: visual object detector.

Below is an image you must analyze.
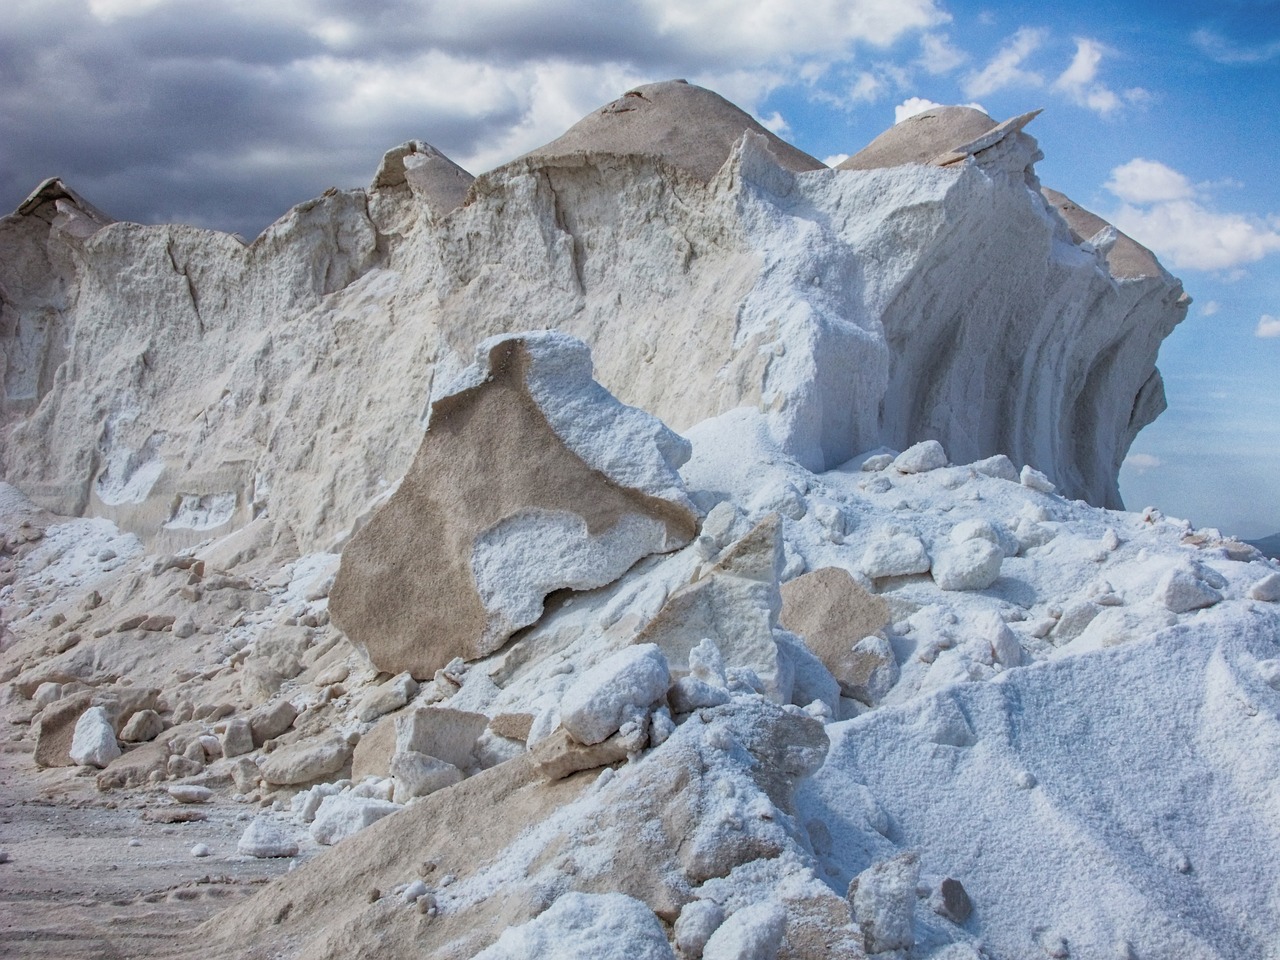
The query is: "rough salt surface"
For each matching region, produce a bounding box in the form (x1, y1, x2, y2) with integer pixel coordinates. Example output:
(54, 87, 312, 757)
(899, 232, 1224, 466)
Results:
(470, 892, 675, 960)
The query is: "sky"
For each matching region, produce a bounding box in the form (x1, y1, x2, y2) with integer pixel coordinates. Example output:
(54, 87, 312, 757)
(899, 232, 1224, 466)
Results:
(2, 0, 1278, 538)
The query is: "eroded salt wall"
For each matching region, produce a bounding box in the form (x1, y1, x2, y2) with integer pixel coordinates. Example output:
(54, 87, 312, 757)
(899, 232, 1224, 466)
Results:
(0, 85, 1186, 552)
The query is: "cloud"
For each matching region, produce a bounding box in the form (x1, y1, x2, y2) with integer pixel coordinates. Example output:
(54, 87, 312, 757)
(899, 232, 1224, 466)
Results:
(1125, 453, 1163, 472)
(1201, 300, 1221, 317)
(823, 153, 851, 167)
(917, 32, 967, 74)
(0, 0, 947, 239)
(1104, 159, 1280, 273)
(1192, 29, 1280, 64)
(894, 96, 987, 124)
(963, 27, 1046, 97)
(1051, 37, 1122, 114)
(1258, 316, 1280, 338)
(1105, 158, 1195, 204)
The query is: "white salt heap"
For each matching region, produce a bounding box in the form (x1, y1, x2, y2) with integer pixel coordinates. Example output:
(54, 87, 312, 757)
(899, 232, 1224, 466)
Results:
(0, 81, 1274, 960)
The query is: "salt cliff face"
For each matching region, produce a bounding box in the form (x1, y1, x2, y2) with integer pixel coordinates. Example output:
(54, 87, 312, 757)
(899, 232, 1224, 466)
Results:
(0, 83, 1184, 554)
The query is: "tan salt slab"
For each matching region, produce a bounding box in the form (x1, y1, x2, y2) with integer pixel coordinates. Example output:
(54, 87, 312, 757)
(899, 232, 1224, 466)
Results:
(330, 335, 697, 679)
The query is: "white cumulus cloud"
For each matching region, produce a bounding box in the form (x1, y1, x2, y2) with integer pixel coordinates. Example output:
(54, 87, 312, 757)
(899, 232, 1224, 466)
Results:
(963, 27, 1046, 97)
(1105, 158, 1195, 204)
(1051, 38, 1125, 115)
(1258, 315, 1280, 338)
(1105, 159, 1280, 273)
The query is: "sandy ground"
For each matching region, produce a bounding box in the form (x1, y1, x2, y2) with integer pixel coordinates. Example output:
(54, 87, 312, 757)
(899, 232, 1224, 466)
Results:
(0, 742, 300, 959)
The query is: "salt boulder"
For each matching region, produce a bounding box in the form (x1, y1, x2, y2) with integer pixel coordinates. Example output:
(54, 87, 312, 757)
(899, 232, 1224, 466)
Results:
(892, 440, 947, 474)
(635, 516, 792, 701)
(1157, 567, 1222, 613)
(1248, 573, 1280, 602)
(395, 706, 489, 771)
(69, 706, 121, 768)
(390, 750, 463, 802)
(330, 332, 698, 679)
(237, 817, 299, 858)
(702, 900, 787, 960)
(560, 644, 669, 745)
(119, 708, 165, 743)
(258, 734, 352, 786)
(860, 533, 931, 579)
(220, 717, 254, 758)
(674, 900, 725, 957)
(248, 698, 298, 746)
(932, 540, 1003, 591)
(310, 794, 402, 845)
(849, 850, 920, 954)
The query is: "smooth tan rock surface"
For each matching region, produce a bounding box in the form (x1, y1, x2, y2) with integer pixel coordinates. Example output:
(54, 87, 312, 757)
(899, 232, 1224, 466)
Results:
(330, 333, 698, 679)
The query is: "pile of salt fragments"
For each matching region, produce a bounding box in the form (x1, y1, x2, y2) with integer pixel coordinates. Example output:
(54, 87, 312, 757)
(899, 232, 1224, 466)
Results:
(2, 81, 1277, 960)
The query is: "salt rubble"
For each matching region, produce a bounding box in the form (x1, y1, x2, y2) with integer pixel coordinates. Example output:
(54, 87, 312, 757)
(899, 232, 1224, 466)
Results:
(0, 80, 1274, 960)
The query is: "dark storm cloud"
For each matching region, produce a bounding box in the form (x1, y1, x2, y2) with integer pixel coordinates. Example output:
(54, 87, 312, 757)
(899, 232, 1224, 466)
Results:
(0, 0, 941, 237)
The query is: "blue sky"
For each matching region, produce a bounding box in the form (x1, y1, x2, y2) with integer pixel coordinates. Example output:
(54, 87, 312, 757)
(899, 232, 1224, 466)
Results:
(3, 0, 1277, 537)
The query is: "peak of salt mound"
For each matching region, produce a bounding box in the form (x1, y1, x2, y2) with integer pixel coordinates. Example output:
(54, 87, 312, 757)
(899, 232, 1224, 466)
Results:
(838, 105, 998, 171)
(518, 79, 826, 182)
(1041, 186, 1164, 280)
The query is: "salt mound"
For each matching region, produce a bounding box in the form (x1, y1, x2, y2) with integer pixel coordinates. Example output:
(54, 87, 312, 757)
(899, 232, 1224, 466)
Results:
(518, 79, 826, 182)
(2, 79, 1269, 960)
(838, 104, 999, 170)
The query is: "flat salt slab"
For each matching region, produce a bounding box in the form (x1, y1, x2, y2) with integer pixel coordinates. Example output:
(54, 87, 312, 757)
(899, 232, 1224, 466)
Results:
(560, 644, 670, 745)
(168, 785, 212, 804)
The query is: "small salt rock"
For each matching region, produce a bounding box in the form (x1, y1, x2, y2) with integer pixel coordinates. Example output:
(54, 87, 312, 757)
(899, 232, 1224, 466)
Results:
(191, 844, 212, 858)
(861, 453, 894, 472)
(0, 850, 10, 864)
(1020, 465, 1056, 493)
(1014, 770, 1037, 789)
(168, 785, 213, 804)
(401, 879, 429, 903)
(1249, 573, 1280, 603)
(237, 817, 299, 858)
(1101, 528, 1122, 551)
(893, 440, 948, 474)
(128, 838, 142, 847)
(931, 877, 972, 924)
(675, 899, 726, 957)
